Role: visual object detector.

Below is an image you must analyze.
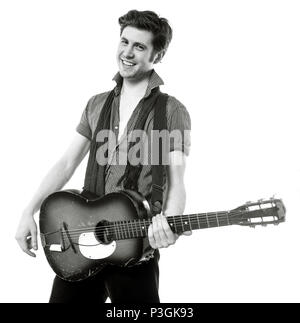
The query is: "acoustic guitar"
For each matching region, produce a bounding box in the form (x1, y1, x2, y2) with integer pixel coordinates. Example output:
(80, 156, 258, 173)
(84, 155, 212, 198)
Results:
(39, 189, 285, 281)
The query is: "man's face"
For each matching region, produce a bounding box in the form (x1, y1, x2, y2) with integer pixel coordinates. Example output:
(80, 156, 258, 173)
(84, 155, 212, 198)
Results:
(117, 26, 158, 81)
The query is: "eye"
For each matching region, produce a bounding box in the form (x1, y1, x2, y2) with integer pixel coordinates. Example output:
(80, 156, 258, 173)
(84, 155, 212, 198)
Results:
(135, 44, 145, 51)
(120, 39, 128, 45)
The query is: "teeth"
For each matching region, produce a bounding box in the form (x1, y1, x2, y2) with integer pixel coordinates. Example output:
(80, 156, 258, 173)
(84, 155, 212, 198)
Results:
(122, 60, 134, 66)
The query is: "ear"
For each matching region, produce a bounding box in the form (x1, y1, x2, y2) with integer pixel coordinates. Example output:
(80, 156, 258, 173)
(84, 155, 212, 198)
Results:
(153, 50, 166, 64)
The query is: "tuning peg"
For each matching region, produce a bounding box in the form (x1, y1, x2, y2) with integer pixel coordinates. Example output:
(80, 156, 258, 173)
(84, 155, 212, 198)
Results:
(270, 195, 276, 200)
(258, 198, 264, 203)
(245, 201, 252, 205)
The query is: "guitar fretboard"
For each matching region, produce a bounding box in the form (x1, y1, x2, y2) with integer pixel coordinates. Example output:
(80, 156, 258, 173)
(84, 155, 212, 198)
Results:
(106, 212, 234, 241)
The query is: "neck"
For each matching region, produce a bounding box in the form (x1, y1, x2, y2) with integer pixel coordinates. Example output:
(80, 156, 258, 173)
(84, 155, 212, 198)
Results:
(121, 71, 152, 97)
(109, 211, 235, 241)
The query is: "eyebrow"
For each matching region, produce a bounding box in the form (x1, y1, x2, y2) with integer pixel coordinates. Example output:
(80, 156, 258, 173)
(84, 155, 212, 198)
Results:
(120, 36, 148, 49)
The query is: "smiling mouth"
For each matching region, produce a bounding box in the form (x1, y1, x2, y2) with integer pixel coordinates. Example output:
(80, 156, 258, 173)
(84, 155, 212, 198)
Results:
(121, 59, 136, 67)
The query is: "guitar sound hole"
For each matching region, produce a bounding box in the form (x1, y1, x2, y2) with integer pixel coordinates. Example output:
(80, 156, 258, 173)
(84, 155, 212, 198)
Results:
(95, 220, 113, 244)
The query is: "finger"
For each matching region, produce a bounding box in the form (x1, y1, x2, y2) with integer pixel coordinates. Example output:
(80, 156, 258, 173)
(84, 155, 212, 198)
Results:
(19, 237, 36, 257)
(26, 237, 37, 252)
(154, 215, 169, 248)
(30, 227, 38, 250)
(24, 249, 36, 257)
(148, 224, 157, 249)
(152, 215, 164, 248)
(182, 230, 193, 236)
(160, 215, 177, 245)
(26, 237, 37, 257)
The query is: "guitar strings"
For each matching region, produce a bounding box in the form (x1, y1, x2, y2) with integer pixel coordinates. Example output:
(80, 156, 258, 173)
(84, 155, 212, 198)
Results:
(43, 208, 276, 240)
(60, 216, 275, 241)
(42, 211, 236, 237)
(62, 209, 276, 239)
(43, 215, 234, 238)
(43, 211, 254, 240)
(48, 214, 264, 239)
(42, 211, 241, 236)
(55, 214, 269, 247)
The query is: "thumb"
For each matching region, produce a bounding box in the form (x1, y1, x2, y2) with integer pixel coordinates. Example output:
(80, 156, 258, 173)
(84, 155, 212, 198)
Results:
(30, 225, 38, 250)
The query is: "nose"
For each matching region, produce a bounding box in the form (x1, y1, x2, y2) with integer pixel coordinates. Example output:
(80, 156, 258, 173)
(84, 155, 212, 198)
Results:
(123, 45, 134, 59)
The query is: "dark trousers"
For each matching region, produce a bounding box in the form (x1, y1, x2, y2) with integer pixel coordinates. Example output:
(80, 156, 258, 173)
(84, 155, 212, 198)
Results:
(49, 255, 160, 303)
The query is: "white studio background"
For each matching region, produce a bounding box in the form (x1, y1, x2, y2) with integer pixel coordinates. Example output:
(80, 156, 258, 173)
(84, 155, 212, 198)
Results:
(0, 0, 299, 303)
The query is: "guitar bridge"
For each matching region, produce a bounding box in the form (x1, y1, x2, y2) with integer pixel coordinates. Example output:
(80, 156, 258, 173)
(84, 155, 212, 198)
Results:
(40, 232, 63, 252)
(49, 244, 63, 252)
(41, 223, 76, 253)
(61, 222, 77, 253)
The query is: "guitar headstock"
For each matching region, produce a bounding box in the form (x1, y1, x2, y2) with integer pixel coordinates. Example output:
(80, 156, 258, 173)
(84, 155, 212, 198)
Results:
(230, 197, 286, 227)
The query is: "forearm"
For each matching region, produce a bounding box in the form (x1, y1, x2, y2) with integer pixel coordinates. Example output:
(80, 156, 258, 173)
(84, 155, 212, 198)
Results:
(163, 184, 192, 236)
(24, 158, 75, 215)
(163, 184, 186, 217)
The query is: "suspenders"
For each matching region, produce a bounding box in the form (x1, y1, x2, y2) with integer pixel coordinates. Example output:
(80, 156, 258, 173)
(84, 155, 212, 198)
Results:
(82, 88, 169, 217)
(151, 92, 169, 216)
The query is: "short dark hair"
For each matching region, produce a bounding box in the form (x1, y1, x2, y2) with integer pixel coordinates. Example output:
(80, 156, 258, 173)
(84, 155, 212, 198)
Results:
(118, 10, 173, 53)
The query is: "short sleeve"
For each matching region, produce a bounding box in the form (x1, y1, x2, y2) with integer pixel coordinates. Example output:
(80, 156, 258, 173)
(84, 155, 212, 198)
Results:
(167, 96, 191, 156)
(76, 96, 94, 140)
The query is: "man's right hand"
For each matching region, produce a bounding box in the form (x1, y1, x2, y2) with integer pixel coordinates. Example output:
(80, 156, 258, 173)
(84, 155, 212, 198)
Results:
(15, 212, 38, 257)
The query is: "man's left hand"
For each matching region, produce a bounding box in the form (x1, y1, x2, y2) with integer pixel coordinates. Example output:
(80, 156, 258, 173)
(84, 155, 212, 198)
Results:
(148, 213, 179, 249)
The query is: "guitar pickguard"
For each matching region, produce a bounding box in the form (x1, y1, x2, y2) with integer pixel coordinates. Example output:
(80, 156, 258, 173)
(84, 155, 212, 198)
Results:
(78, 232, 116, 260)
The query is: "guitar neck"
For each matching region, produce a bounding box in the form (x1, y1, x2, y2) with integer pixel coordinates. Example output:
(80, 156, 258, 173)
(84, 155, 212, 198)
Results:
(111, 211, 233, 241)
(167, 211, 232, 232)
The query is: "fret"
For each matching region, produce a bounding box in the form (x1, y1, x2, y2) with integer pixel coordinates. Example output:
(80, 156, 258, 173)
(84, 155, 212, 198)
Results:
(135, 221, 139, 238)
(138, 220, 143, 238)
(143, 219, 147, 237)
(181, 217, 191, 232)
(129, 221, 133, 239)
(196, 214, 201, 229)
(187, 216, 193, 231)
(124, 221, 129, 239)
(118, 222, 122, 239)
(167, 216, 174, 232)
(139, 221, 143, 238)
(172, 216, 178, 233)
(131, 221, 135, 238)
(124, 221, 128, 238)
(170, 216, 173, 233)
(142, 220, 146, 237)
(133, 220, 138, 238)
(218, 214, 224, 227)
(130, 221, 134, 239)
(178, 215, 183, 233)
(206, 213, 210, 228)
(114, 223, 118, 240)
(184, 219, 190, 231)
(215, 212, 220, 227)
(119, 221, 123, 239)
(127, 221, 131, 239)
(226, 212, 230, 226)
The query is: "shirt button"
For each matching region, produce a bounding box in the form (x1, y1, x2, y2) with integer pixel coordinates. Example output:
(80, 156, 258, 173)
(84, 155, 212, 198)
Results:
(114, 125, 119, 130)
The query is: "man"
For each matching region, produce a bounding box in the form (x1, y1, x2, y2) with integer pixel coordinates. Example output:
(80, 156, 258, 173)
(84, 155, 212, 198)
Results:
(15, 10, 191, 303)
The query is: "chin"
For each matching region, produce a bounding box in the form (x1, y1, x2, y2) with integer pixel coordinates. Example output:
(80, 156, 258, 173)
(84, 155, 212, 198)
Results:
(119, 71, 131, 79)
(120, 70, 137, 79)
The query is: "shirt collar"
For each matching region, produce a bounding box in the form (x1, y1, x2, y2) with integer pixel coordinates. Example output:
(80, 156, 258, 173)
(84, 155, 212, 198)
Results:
(112, 69, 164, 98)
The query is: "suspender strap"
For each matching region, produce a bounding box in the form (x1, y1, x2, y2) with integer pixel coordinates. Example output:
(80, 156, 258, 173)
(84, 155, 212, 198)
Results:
(151, 93, 169, 215)
(83, 90, 115, 197)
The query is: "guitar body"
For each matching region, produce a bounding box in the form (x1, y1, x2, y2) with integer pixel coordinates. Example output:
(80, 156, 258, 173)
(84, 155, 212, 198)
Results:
(39, 190, 153, 282)
(39, 188, 286, 282)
